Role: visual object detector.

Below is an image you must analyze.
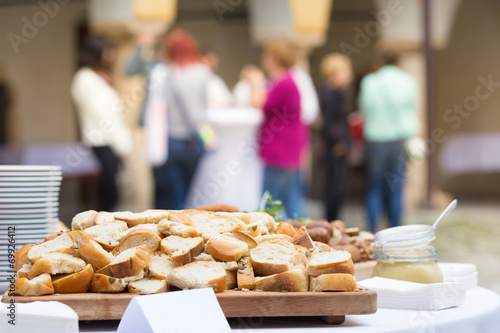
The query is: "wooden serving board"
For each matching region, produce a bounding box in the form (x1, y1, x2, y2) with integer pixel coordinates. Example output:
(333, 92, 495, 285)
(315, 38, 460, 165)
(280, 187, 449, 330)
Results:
(2, 289, 376, 324)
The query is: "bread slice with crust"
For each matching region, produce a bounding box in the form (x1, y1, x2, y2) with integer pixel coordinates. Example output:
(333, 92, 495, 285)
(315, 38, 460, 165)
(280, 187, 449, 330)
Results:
(276, 222, 297, 238)
(27, 233, 75, 262)
(305, 251, 354, 276)
(84, 221, 128, 251)
(89, 270, 145, 293)
(16, 263, 32, 279)
(254, 268, 308, 292)
(13, 243, 34, 272)
(112, 229, 161, 256)
(226, 231, 259, 250)
(67, 230, 95, 248)
(206, 235, 248, 262)
(214, 212, 251, 224)
(250, 241, 296, 276)
(158, 219, 199, 238)
(292, 226, 316, 250)
(128, 278, 167, 294)
(114, 210, 170, 227)
(249, 212, 278, 234)
(237, 256, 255, 289)
(78, 240, 115, 270)
(148, 252, 179, 279)
(51, 264, 94, 293)
(124, 224, 161, 236)
(196, 216, 246, 240)
(14, 273, 54, 296)
(95, 211, 116, 225)
(167, 261, 226, 293)
(168, 212, 194, 226)
(160, 236, 205, 264)
(71, 210, 98, 230)
(97, 245, 151, 278)
(183, 210, 214, 227)
(28, 252, 86, 279)
(309, 273, 357, 292)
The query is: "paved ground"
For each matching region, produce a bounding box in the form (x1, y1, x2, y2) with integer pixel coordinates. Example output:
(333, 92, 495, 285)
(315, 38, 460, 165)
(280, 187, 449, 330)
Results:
(307, 201, 500, 294)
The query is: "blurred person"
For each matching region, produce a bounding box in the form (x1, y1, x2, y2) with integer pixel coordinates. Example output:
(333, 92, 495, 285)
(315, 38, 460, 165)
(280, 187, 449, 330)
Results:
(201, 49, 234, 108)
(233, 64, 265, 108)
(291, 66, 319, 126)
(359, 50, 419, 232)
(0, 66, 11, 145)
(71, 35, 133, 211)
(152, 29, 212, 210)
(248, 40, 306, 218)
(319, 53, 353, 222)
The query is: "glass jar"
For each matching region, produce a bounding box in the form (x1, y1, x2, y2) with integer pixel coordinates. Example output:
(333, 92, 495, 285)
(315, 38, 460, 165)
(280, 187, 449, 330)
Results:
(372, 224, 443, 284)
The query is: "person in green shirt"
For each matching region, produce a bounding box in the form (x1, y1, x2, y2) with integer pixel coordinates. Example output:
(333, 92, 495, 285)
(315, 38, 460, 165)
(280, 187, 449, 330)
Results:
(359, 50, 419, 232)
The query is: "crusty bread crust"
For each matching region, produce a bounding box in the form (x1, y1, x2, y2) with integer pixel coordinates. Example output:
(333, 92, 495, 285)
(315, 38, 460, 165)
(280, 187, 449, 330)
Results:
(250, 242, 295, 276)
(237, 256, 255, 289)
(14, 273, 54, 296)
(292, 226, 316, 250)
(89, 273, 127, 293)
(97, 245, 151, 278)
(84, 221, 129, 252)
(27, 233, 75, 262)
(206, 236, 248, 262)
(71, 210, 98, 230)
(309, 273, 357, 292)
(195, 203, 239, 213)
(305, 251, 354, 277)
(115, 211, 170, 227)
(254, 269, 308, 292)
(128, 278, 167, 294)
(16, 263, 32, 279)
(168, 212, 194, 226)
(78, 240, 114, 270)
(276, 222, 297, 238)
(112, 228, 161, 256)
(167, 261, 227, 293)
(148, 253, 179, 279)
(13, 243, 34, 272)
(158, 219, 199, 238)
(160, 236, 205, 265)
(68, 230, 95, 247)
(226, 231, 259, 249)
(28, 253, 86, 279)
(52, 264, 94, 293)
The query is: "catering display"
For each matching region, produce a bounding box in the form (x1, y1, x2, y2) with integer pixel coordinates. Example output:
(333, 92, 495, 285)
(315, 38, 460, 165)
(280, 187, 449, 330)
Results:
(2, 209, 376, 323)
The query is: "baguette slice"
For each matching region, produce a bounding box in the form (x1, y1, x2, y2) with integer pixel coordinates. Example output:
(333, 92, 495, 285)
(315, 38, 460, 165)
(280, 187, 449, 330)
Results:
(148, 253, 179, 279)
(13, 243, 34, 272)
(97, 245, 151, 278)
(206, 235, 248, 262)
(215, 261, 238, 289)
(124, 224, 161, 236)
(84, 221, 128, 251)
(256, 234, 292, 244)
(196, 216, 246, 240)
(168, 212, 194, 226)
(309, 273, 357, 292)
(160, 236, 205, 265)
(112, 228, 161, 256)
(27, 233, 75, 262)
(237, 256, 255, 289)
(226, 231, 259, 249)
(78, 240, 115, 270)
(51, 264, 94, 293)
(89, 270, 145, 293)
(95, 211, 116, 225)
(128, 278, 167, 294)
(71, 210, 98, 230)
(28, 252, 86, 279)
(14, 273, 54, 296)
(167, 261, 226, 293)
(254, 268, 308, 292)
(292, 226, 316, 250)
(197, 204, 239, 213)
(305, 251, 354, 276)
(67, 230, 95, 247)
(158, 219, 199, 238)
(114, 210, 170, 227)
(17, 263, 32, 279)
(192, 252, 216, 262)
(276, 222, 297, 238)
(250, 241, 295, 276)
(183, 210, 214, 227)
(249, 212, 277, 233)
(214, 212, 251, 224)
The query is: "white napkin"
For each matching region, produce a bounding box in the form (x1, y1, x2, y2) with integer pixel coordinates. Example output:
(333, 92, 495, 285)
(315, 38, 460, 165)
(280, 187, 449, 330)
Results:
(0, 301, 78, 333)
(439, 262, 478, 289)
(359, 277, 466, 310)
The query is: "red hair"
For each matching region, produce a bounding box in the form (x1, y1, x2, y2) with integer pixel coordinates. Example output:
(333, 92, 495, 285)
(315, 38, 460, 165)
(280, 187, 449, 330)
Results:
(163, 29, 200, 66)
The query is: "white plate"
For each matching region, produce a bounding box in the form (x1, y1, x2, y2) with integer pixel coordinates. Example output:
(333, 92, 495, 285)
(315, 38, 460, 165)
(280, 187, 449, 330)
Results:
(0, 212, 58, 218)
(0, 176, 62, 182)
(0, 165, 61, 172)
(0, 218, 58, 224)
(0, 236, 46, 244)
(0, 186, 60, 193)
(0, 192, 59, 198)
(0, 197, 59, 203)
(0, 202, 59, 209)
(0, 171, 61, 177)
(0, 182, 61, 187)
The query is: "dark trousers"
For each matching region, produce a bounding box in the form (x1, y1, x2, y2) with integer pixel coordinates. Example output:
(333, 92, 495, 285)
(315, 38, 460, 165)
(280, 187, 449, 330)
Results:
(92, 146, 119, 211)
(153, 138, 201, 210)
(324, 154, 347, 221)
(263, 166, 305, 219)
(365, 140, 406, 233)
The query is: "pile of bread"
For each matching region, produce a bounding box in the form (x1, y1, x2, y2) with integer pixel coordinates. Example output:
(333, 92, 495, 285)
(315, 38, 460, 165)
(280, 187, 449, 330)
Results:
(12, 210, 357, 296)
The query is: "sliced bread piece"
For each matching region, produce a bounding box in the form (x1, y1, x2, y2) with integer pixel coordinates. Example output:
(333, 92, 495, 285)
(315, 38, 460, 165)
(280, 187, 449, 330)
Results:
(250, 241, 295, 276)
(237, 256, 255, 289)
(28, 252, 86, 279)
(114, 210, 170, 227)
(13, 243, 34, 272)
(51, 264, 94, 293)
(196, 203, 239, 213)
(276, 222, 297, 238)
(183, 210, 214, 227)
(148, 253, 179, 279)
(158, 219, 199, 238)
(226, 231, 259, 249)
(292, 226, 316, 250)
(309, 273, 357, 292)
(124, 223, 161, 236)
(78, 240, 114, 270)
(128, 278, 167, 294)
(27, 233, 75, 262)
(97, 245, 151, 278)
(71, 210, 98, 230)
(196, 216, 246, 240)
(192, 252, 216, 262)
(167, 261, 226, 293)
(168, 212, 194, 226)
(14, 273, 54, 296)
(160, 236, 205, 265)
(95, 211, 116, 225)
(16, 263, 32, 279)
(206, 235, 249, 262)
(256, 234, 293, 244)
(249, 212, 278, 234)
(214, 211, 251, 224)
(305, 251, 354, 276)
(84, 221, 128, 251)
(67, 230, 95, 248)
(294, 245, 312, 267)
(112, 228, 161, 256)
(254, 268, 308, 292)
(89, 270, 145, 293)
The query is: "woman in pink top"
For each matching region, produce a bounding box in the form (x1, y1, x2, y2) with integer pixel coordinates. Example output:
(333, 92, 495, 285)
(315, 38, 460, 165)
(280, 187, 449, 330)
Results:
(248, 40, 306, 218)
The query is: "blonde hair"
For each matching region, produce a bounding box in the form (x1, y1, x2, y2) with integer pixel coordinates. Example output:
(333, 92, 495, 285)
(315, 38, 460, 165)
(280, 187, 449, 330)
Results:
(320, 53, 351, 79)
(263, 39, 297, 69)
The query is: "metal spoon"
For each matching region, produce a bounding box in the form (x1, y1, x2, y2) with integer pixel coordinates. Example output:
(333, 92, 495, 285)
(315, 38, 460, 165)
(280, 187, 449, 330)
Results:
(432, 199, 458, 230)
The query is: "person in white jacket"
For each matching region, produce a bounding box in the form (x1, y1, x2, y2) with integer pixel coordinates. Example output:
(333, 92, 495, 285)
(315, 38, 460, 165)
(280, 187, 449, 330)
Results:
(71, 35, 133, 211)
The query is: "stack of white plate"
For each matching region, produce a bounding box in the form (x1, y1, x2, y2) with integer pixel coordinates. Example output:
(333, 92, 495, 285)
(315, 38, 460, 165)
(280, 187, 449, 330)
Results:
(0, 165, 62, 292)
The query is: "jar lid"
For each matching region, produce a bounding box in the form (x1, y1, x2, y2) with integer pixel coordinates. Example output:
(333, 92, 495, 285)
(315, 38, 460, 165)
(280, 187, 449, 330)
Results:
(374, 224, 436, 249)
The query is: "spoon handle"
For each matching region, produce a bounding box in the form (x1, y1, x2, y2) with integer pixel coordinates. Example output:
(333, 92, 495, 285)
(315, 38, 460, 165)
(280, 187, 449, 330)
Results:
(432, 199, 458, 230)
